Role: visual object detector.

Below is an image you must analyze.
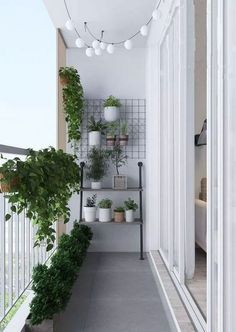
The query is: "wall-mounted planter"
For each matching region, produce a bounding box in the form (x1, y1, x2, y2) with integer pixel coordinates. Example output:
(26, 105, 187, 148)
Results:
(112, 175, 127, 190)
(114, 211, 125, 223)
(0, 173, 18, 193)
(106, 135, 116, 146)
(99, 208, 111, 222)
(119, 135, 129, 146)
(89, 131, 101, 146)
(24, 316, 53, 332)
(125, 210, 134, 222)
(91, 181, 102, 189)
(84, 206, 97, 222)
(104, 107, 120, 122)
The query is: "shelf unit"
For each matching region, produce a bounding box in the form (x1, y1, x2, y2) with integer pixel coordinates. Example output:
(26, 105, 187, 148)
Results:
(79, 161, 144, 260)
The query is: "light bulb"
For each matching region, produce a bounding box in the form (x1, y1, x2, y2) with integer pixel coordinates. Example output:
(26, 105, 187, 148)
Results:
(124, 39, 133, 50)
(92, 40, 100, 49)
(65, 19, 74, 31)
(140, 25, 148, 36)
(107, 44, 115, 54)
(95, 48, 102, 56)
(75, 38, 85, 48)
(85, 48, 94, 57)
(100, 42, 106, 50)
(152, 9, 158, 20)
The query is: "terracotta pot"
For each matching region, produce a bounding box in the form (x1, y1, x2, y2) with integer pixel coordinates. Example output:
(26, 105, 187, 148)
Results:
(106, 135, 116, 146)
(114, 211, 125, 223)
(119, 135, 129, 146)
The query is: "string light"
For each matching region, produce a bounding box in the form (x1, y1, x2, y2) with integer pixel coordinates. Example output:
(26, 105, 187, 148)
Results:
(100, 42, 106, 50)
(65, 19, 74, 31)
(124, 40, 133, 50)
(140, 25, 148, 36)
(85, 47, 94, 57)
(107, 44, 115, 54)
(75, 37, 85, 48)
(95, 48, 102, 56)
(92, 40, 100, 49)
(152, 9, 158, 20)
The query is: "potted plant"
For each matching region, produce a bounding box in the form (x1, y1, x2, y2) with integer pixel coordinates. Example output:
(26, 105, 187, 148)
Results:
(110, 143, 128, 189)
(0, 148, 80, 250)
(84, 195, 97, 222)
(86, 147, 109, 189)
(98, 199, 113, 222)
(114, 207, 125, 222)
(106, 121, 118, 146)
(119, 121, 129, 146)
(59, 67, 84, 143)
(103, 95, 121, 122)
(87, 116, 106, 146)
(124, 198, 138, 222)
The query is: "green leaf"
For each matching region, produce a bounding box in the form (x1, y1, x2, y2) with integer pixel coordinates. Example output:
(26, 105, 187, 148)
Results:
(46, 244, 54, 252)
(5, 214, 11, 221)
(11, 205, 16, 213)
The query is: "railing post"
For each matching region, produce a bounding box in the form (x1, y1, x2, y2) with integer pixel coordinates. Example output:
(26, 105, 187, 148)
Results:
(79, 162, 85, 222)
(138, 162, 144, 260)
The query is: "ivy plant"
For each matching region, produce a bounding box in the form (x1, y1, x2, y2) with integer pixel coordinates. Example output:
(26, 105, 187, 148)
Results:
(59, 67, 84, 143)
(0, 148, 81, 250)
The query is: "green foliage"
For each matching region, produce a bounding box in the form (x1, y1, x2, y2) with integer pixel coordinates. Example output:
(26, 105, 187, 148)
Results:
(114, 207, 125, 213)
(87, 116, 106, 133)
(59, 67, 84, 142)
(85, 195, 96, 207)
(106, 121, 119, 136)
(110, 143, 128, 175)
(29, 223, 93, 326)
(120, 121, 128, 136)
(103, 95, 121, 107)
(86, 147, 109, 181)
(98, 198, 113, 209)
(124, 198, 138, 211)
(0, 148, 80, 249)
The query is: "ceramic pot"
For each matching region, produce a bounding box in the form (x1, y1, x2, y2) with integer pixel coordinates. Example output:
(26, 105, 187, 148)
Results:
(125, 210, 134, 222)
(84, 206, 97, 222)
(119, 135, 129, 146)
(104, 106, 120, 122)
(99, 208, 112, 222)
(114, 211, 125, 223)
(89, 131, 101, 146)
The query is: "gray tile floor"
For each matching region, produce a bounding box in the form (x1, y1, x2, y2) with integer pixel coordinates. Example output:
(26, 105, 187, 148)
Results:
(54, 253, 171, 332)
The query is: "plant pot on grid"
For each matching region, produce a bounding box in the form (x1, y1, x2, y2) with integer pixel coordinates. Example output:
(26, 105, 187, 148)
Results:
(125, 210, 135, 222)
(91, 181, 102, 189)
(104, 106, 120, 122)
(119, 135, 129, 146)
(112, 175, 127, 190)
(99, 208, 112, 222)
(84, 206, 97, 222)
(89, 131, 101, 146)
(25, 315, 53, 332)
(106, 135, 116, 146)
(114, 211, 125, 223)
(0, 173, 18, 193)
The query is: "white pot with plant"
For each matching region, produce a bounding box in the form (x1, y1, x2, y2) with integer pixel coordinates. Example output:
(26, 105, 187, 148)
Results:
(84, 195, 97, 222)
(98, 199, 113, 222)
(124, 198, 138, 222)
(119, 121, 129, 146)
(86, 147, 109, 189)
(106, 121, 118, 146)
(104, 95, 121, 122)
(87, 116, 106, 146)
(114, 207, 125, 222)
(110, 143, 128, 189)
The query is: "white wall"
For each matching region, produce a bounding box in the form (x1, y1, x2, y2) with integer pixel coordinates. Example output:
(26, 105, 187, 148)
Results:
(66, 47, 146, 252)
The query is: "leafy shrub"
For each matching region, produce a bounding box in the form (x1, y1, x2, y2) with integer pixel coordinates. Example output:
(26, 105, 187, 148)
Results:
(124, 198, 138, 211)
(98, 199, 113, 209)
(103, 95, 121, 107)
(85, 195, 96, 207)
(114, 207, 125, 213)
(86, 147, 109, 181)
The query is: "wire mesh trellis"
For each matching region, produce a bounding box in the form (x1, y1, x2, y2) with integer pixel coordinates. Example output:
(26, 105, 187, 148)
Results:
(78, 99, 146, 159)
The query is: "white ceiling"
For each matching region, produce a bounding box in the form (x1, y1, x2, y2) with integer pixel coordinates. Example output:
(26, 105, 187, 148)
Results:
(43, 0, 157, 48)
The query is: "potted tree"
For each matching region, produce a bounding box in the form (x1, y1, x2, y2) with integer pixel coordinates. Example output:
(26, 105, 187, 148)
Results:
(87, 116, 106, 146)
(124, 198, 138, 222)
(98, 199, 113, 222)
(84, 195, 97, 222)
(103, 95, 121, 122)
(86, 147, 109, 189)
(114, 207, 125, 222)
(110, 143, 128, 189)
(119, 121, 129, 146)
(106, 121, 118, 146)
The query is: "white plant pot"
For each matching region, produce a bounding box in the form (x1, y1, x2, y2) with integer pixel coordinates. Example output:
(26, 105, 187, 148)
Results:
(89, 131, 101, 146)
(84, 206, 97, 222)
(104, 106, 120, 122)
(99, 208, 112, 222)
(125, 210, 134, 222)
(91, 181, 102, 189)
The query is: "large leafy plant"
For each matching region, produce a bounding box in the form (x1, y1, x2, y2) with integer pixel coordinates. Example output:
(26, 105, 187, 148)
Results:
(103, 95, 121, 107)
(59, 67, 84, 143)
(0, 148, 81, 249)
(86, 147, 109, 181)
(29, 223, 93, 326)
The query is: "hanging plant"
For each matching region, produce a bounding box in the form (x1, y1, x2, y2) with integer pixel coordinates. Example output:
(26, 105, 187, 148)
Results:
(59, 67, 84, 143)
(0, 148, 81, 250)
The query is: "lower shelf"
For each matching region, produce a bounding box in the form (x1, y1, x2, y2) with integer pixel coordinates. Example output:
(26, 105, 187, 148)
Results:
(80, 218, 142, 225)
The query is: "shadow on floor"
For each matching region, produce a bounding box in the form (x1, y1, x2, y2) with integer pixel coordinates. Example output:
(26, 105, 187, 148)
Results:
(54, 253, 171, 332)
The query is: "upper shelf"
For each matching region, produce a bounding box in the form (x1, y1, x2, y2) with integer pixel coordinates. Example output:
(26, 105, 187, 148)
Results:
(81, 187, 143, 192)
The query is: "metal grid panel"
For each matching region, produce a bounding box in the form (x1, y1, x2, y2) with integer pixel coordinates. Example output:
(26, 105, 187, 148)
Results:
(78, 99, 146, 159)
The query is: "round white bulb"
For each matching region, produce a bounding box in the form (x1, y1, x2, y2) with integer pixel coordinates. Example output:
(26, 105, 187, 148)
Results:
(100, 42, 106, 50)
(140, 25, 148, 36)
(65, 19, 74, 31)
(107, 44, 115, 54)
(124, 39, 133, 50)
(85, 48, 94, 57)
(152, 9, 158, 20)
(95, 48, 102, 56)
(75, 37, 85, 48)
(92, 40, 100, 49)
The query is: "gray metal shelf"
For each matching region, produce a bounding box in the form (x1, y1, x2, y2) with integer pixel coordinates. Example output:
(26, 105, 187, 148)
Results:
(80, 219, 141, 225)
(81, 187, 143, 192)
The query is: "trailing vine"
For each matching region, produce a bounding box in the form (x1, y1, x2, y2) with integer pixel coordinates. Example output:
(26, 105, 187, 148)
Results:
(59, 67, 84, 143)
